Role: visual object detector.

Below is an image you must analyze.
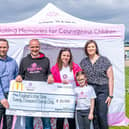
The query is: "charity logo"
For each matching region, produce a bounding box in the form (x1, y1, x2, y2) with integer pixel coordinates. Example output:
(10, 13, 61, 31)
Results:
(79, 91, 88, 98)
(29, 82, 32, 87)
(63, 74, 68, 79)
(27, 63, 42, 73)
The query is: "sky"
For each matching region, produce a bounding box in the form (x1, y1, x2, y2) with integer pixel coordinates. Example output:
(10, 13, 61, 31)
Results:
(0, 0, 129, 41)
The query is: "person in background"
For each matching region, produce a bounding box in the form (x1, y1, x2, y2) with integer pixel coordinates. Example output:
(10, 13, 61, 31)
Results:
(51, 48, 82, 129)
(0, 39, 18, 129)
(75, 71, 96, 129)
(80, 40, 114, 129)
(16, 39, 53, 129)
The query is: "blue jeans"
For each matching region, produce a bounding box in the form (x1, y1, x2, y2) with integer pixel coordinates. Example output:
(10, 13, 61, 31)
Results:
(92, 84, 109, 129)
(25, 116, 51, 129)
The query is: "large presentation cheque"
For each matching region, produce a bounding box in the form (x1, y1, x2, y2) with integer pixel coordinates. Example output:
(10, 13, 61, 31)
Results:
(6, 80, 75, 118)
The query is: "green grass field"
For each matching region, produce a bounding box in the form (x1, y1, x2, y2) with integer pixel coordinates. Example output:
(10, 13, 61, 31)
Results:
(109, 67, 129, 129)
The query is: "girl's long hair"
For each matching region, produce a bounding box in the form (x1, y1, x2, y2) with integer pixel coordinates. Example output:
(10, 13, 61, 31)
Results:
(57, 48, 73, 71)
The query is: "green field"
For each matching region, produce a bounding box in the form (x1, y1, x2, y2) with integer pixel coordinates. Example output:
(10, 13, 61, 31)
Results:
(109, 67, 129, 129)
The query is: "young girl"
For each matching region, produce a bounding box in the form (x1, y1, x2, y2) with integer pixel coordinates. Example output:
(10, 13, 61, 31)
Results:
(75, 71, 96, 129)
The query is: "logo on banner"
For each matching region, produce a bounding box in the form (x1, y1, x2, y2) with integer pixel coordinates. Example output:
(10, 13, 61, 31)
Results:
(10, 81, 24, 91)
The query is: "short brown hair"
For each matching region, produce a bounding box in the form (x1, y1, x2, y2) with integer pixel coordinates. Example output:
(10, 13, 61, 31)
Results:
(76, 71, 87, 79)
(84, 40, 99, 56)
(0, 38, 9, 47)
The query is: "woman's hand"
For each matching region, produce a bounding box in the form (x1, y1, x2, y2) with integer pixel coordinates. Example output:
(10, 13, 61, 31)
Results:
(105, 96, 112, 106)
(106, 66, 114, 106)
(62, 80, 69, 84)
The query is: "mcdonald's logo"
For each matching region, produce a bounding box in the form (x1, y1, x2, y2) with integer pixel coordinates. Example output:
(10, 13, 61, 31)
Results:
(10, 81, 24, 91)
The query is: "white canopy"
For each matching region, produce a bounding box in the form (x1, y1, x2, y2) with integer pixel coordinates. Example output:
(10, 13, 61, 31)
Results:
(0, 3, 124, 40)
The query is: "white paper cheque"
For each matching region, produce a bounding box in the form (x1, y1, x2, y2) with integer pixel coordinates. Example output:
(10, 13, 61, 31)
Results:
(6, 80, 76, 118)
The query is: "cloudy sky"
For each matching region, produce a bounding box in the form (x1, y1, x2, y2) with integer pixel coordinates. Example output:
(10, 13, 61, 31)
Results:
(0, 0, 129, 41)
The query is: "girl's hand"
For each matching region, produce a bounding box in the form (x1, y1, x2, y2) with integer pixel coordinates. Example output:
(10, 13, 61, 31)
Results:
(88, 113, 93, 120)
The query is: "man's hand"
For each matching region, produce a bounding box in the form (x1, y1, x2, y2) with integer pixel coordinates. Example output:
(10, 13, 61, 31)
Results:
(15, 75, 22, 82)
(0, 98, 9, 108)
(47, 74, 54, 84)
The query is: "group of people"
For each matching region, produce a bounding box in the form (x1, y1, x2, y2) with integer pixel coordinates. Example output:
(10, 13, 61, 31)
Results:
(0, 38, 114, 129)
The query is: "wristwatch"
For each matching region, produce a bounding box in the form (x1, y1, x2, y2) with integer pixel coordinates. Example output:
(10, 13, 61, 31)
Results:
(109, 96, 113, 99)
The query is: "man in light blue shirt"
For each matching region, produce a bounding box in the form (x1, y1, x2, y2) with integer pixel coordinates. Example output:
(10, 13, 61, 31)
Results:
(0, 39, 18, 129)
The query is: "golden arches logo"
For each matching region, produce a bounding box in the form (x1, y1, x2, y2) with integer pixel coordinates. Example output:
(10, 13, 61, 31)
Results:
(11, 81, 24, 91)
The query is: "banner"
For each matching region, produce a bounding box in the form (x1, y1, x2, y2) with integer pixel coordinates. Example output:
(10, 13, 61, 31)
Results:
(0, 24, 124, 39)
(6, 80, 75, 118)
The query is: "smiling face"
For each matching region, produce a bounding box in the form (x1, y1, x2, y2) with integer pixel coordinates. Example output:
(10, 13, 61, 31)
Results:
(29, 39, 40, 57)
(0, 40, 9, 59)
(77, 75, 87, 87)
(61, 51, 71, 66)
(87, 42, 97, 56)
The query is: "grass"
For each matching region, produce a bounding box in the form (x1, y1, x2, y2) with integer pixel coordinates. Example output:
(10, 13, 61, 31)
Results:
(109, 67, 129, 129)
